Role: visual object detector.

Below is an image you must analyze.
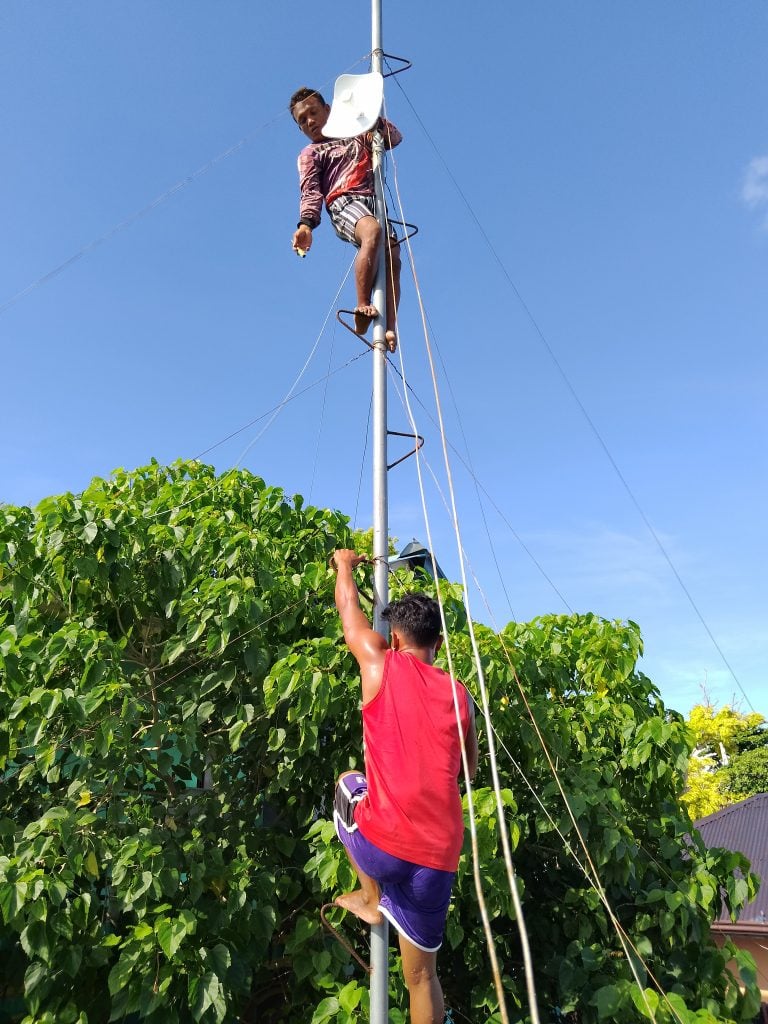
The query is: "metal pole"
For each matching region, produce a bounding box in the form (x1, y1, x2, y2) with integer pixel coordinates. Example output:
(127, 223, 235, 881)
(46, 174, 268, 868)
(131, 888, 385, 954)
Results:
(369, 0, 390, 1018)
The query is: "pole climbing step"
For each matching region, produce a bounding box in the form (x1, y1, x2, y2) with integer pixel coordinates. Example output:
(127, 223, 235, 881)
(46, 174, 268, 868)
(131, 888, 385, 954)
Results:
(387, 428, 423, 470)
(319, 903, 372, 975)
(336, 309, 375, 349)
(387, 218, 419, 246)
(381, 52, 412, 78)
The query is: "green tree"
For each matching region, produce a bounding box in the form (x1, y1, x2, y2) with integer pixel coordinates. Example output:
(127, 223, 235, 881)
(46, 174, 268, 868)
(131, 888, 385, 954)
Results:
(721, 747, 768, 799)
(0, 462, 761, 1023)
(686, 704, 765, 763)
(0, 460, 359, 1024)
(681, 703, 767, 817)
(680, 756, 727, 820)
(419, 616, 760, 1023)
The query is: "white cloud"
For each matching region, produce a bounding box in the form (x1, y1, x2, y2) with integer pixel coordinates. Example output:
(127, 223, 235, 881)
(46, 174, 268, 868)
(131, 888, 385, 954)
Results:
(741, 155, 768, 226)
(521, 524, 684, 599)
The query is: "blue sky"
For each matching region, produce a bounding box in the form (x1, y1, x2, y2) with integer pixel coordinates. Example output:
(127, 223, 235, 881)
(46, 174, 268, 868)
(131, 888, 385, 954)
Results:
(2, 1, 766, 718)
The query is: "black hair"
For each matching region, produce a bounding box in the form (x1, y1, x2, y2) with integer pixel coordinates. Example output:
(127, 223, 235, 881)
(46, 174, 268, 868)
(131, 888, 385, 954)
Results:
(382, 593, 442, 647)
(289, 87, 327, 120)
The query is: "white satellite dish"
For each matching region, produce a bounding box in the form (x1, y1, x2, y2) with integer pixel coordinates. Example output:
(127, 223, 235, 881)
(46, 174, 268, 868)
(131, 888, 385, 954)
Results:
(322, 72, 384, 139)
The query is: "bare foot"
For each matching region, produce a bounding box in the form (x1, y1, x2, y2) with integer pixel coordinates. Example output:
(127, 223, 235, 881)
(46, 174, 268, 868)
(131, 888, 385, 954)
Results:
(354, 304, 378, 336)
(335, 889, 383, 926)
(385, 329, 397, 352)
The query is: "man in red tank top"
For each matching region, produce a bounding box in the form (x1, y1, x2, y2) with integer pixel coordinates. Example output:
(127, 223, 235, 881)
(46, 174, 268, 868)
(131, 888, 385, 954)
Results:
(331, 549, 478, 1024)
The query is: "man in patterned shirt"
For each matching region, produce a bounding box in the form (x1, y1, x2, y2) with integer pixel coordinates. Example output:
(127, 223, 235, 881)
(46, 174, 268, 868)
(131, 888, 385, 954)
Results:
(289, 87, 402, 351)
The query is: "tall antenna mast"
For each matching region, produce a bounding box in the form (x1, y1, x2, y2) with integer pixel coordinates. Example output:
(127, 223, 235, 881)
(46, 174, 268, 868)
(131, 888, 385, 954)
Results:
(370, 0, 388, 642)
(369, 0, 390, 1017)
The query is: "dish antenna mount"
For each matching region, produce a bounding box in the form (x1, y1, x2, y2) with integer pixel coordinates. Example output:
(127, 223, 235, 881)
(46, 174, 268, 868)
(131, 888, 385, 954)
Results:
(322, 72, 384, 139)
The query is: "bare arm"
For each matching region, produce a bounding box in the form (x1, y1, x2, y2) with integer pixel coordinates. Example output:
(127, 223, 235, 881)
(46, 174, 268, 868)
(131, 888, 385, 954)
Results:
(365, 119, 402, 151)
(379, 118, 402, 150)
(333, 549, 388, 703)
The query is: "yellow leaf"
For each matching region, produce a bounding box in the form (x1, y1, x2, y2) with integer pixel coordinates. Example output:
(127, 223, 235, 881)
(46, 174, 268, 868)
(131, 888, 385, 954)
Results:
(77, 790, 92, 807)
(85, 851, 99, 877)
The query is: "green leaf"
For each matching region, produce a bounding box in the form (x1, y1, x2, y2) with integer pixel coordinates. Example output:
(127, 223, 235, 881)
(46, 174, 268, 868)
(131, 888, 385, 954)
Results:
(593, 984, 622, 1019)
(293, 914, 317, 944)
(197, 700, 215, 724)
(47, 878, 68, 905)
(166, 639, 187, 665)
(189, 970, 226, 1024)
(228, 719, 247, 751)
(630, 987, 659, 1019)
(338, 981, 361, 1013)
(0, 880, 27, 922)
(20, 920, 50, 963)
(108, 956, 135, 996)
(209, 943, 231, 980)
(24, 958, 48, 994)
(156, 916, 187, 959)
(311, 997, 340, 1024)
(61, 944, 83, 978)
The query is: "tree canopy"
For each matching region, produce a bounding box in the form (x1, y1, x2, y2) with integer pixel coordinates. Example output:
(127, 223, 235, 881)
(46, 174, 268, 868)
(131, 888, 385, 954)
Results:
(0, 461, 761, 1024)
(681, 703, 768, 820)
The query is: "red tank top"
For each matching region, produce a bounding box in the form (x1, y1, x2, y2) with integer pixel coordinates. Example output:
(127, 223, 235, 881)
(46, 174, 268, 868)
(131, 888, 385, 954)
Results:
(354, 649, 471, 872)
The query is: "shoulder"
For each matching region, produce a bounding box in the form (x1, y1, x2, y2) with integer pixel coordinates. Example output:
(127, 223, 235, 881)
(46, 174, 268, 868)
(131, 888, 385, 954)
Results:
(300, 141, 329, 161)
(360, 645, 392, 705)
(442, 670, 471, 709)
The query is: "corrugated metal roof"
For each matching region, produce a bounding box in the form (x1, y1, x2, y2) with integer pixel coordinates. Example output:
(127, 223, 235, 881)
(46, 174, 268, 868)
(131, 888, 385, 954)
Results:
(695, 792, 768, 925)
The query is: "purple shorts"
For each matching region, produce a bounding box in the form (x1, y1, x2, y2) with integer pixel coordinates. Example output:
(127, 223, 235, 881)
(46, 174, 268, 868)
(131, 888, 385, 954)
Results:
(333, 772, 455, 952)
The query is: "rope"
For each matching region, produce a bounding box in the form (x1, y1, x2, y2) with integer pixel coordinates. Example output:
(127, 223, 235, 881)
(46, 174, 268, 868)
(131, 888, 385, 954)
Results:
(379, 98, 735, 1016)
(394, 407, 725, 1024)
(386, 350, 706, 820)
(353, 395, 373, 531)
(192, 348, 366, 463)
(385, 112, 698, 1024)
(146, 257, 356, 521)
(0, 54, 371, 318)
(307, 314, 337, 504)
(384, 359, 702, 1024)
(377, 129, 514, 1024)
(388, 70, 754, 716)
(403, 426, 698, 890)
(385, 321, 572, 613)
(385, 126, 540, 1024)
(385, 390, 668, 1023)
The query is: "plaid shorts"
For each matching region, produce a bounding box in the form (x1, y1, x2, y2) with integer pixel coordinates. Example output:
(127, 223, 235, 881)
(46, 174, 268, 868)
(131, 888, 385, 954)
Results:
(327, 194, 397, 247)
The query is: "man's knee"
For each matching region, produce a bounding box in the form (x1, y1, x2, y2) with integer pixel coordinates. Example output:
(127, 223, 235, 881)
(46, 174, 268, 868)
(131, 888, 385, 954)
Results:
(403, 959, 437, 991)
(355, 215, 381, 248)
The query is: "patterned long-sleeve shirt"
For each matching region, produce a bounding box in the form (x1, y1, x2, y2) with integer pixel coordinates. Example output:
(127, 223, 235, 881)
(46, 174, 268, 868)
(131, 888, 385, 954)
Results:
(297, 119, 402, 229)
